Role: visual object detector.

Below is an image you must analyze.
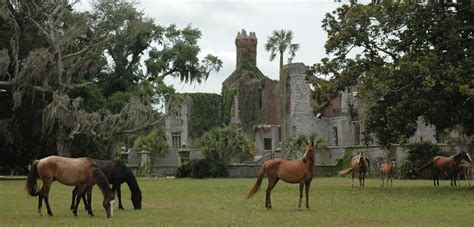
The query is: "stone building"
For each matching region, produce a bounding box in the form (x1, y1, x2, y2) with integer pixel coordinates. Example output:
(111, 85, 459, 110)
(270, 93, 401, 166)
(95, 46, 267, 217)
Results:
(153, 29, 443, 177)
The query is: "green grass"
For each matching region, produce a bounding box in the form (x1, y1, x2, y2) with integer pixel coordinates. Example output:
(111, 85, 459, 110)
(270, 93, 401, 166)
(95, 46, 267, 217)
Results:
(0, 177, 473, 226)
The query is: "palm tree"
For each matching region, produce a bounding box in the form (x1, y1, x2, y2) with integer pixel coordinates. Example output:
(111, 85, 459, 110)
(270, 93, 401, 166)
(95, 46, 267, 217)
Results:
(265, 29, 299, 153)
(265, 29, 300, 78)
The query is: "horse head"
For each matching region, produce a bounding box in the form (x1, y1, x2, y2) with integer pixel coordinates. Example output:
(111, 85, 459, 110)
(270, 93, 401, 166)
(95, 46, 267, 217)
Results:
(390, 159, 397, 169)
(303, 141, 315, 163)
(103, 190, 116, 218)
(131, 190, 142, 210)
(357, 152, 365, 167)
(455, 151, 472, 164)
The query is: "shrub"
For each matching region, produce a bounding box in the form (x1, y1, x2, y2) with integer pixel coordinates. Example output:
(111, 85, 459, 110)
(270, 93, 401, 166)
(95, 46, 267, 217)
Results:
(198, 126, 254, 164)
(399, 141, 449, 179)
(175, 159, 228, 178)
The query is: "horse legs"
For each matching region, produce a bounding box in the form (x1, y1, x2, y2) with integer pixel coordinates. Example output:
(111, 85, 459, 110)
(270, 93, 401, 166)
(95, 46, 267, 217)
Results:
(390, 173, 393, 187)
(71, 186, 77, 210)
(38, 192, 43, 216)
(40, 182, 53, 216)
(363, 171, 366, 187)
(298, 183, 304, 209)
(265, 177, 279, 209)
(352, 171, 355, 188)
(86, 186, 94, 217)
(380, 174, 383, 188)
(73, 185, 86, 217)
(305, 181, 311, 209)
(114, 184, 124, 210)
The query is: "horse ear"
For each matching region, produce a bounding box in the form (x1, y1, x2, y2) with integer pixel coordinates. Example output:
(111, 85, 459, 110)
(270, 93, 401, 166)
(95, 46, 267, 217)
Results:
(306, 140, 309, 145)
(311, 141, 314, 147)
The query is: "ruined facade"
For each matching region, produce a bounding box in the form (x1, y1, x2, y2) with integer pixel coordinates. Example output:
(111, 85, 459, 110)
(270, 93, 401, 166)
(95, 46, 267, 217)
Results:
(161, 29, 438, 170)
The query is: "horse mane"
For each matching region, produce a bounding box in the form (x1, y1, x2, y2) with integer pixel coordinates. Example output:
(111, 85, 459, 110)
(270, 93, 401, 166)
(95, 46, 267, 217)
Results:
(90, 160, 112, 194)
(120, 162, 141, 197)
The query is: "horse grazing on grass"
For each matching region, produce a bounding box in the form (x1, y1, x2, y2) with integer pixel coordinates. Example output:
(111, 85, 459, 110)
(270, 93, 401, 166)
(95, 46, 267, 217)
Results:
(416, 151, 472, 186)
(26, 156, 116, 218)
(456, 159, 472, 187)
(247, 141, 315, 210)
(378, 159, 396, 188)
(71, 159, 142, 211)
(338, 152, 370, 187)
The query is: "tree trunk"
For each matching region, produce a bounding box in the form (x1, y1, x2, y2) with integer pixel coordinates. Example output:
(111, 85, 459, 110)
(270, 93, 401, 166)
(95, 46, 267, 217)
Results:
(279, 51, 286, 153)
(107, 139, 117, 160)
(57, 125, 71, 157)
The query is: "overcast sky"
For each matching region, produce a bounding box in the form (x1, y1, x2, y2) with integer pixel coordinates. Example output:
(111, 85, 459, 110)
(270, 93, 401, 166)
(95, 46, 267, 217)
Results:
(79, 0, 361, 94)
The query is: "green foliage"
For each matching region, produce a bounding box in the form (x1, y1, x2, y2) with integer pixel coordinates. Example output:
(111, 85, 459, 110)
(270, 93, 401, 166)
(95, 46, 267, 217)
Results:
(0, 0, 221, 167)
(308, 2, 474, 148)
(237, 78, 265, 132)
(198, 126, 255, 164)
(175, 159, 228, 178)
(399, 141, 449, 179)
(221, 86, 236, 125)
(188, 93, 222, 139)
(145, 24, 222, 84)
(133, 126, 169, 161)
(286, 133, 326, 159)
(265, 29, 300, 71)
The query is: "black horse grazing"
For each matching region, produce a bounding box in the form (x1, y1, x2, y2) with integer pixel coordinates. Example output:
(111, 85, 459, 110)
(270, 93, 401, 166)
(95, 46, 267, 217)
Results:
(71, 159, 142, 210)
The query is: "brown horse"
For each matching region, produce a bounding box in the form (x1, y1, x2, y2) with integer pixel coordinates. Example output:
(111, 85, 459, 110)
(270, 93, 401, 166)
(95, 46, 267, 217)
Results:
(378, 159, 396, 188)
(456, 159, 472, 187)
(338, 152, 370, 187)
(416, 151, 472, 186)
(246, 141, 315, 209)
(26, 156, 116, 218)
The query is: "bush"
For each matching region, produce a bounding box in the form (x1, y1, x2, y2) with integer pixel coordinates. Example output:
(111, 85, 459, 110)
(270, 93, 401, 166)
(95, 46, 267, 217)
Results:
(399, 141, 449, 179)
(175, 159, 228, 178)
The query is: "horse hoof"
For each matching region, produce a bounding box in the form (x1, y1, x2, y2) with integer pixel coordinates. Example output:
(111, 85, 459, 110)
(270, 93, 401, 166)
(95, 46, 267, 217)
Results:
(119, 207, 124, 210)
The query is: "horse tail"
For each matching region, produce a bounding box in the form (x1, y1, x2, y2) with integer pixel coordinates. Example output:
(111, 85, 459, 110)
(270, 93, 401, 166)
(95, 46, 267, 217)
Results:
(26, 160, 40, 196)
(338, 168, 353, 177)
(416, 158, 434, 174)
(246, 166, 265, 199)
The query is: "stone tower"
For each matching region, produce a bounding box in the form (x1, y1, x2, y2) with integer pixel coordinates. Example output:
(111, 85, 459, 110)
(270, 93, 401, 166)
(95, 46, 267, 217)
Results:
(235, 29, 257, 69)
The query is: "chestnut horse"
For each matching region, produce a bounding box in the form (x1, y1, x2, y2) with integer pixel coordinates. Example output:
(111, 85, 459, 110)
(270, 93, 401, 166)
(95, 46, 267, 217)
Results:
(26, 156, 116, 218)
(338, 152, 370, 187)
(247, 141, 315, 209)
(378, 159, 396, 188)
(416, 151, 472, 186)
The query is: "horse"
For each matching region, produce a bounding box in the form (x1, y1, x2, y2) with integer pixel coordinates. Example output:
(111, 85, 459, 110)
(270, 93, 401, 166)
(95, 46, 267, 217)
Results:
(378, 159, 396, 188)
(71, 159, 142, 211)
(416, 151, 472, 186)
(26, 156, 116, 218)
(456, 159, 472, 187)
(246, 141, 315, 210)
(338, 152, 370, 187)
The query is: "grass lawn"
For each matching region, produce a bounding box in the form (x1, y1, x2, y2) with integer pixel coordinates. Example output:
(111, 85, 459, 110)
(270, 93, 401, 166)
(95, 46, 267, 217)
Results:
(0, 177, 472, 226)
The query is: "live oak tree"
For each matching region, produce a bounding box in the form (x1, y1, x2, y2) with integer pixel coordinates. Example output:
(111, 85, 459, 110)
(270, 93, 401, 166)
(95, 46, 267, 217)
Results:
(307, 2, 473, 148)
(0, 0, 221, 170)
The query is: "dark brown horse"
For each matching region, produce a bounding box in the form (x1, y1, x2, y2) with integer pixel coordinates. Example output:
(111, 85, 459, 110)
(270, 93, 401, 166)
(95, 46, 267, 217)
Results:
(416, 151, 472, 186)
(338, 152, 370, 187)
(26, 156, 116, 218)
(378, 159, 396, 188)
(247, 141, 315, 209)
(71, 159, 142, 211)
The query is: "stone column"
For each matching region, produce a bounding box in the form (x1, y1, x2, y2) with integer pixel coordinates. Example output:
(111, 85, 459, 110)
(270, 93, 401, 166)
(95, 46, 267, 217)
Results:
(138, 146, 151, 176)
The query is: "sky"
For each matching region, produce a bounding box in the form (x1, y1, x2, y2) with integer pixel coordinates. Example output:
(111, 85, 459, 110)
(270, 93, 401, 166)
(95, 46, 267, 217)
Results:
(78, 0, 361, 94)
